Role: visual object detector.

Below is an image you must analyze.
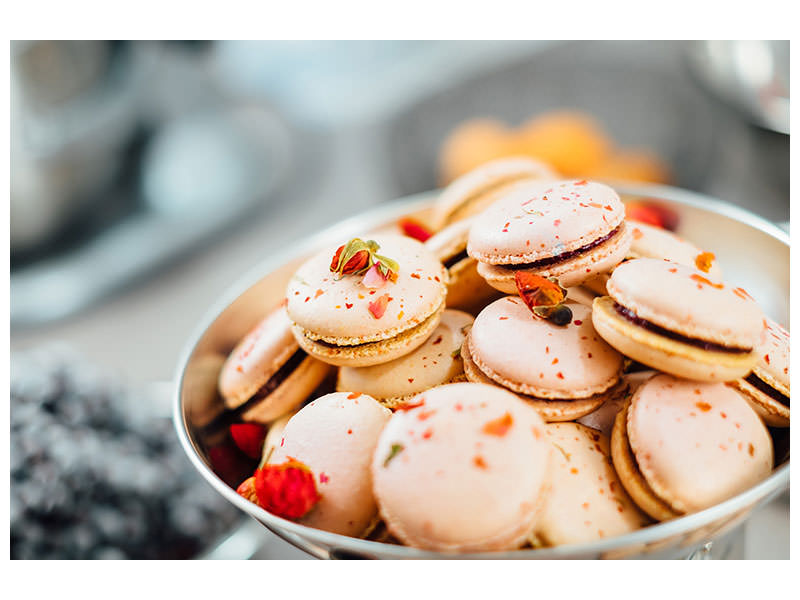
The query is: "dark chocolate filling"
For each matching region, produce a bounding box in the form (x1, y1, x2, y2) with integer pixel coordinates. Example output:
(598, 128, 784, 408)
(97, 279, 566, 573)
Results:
(505, 225, 621, 270)
(444, 249, 469, 270)
(745, 373, 790, 408)
(613, 303, 752, 354)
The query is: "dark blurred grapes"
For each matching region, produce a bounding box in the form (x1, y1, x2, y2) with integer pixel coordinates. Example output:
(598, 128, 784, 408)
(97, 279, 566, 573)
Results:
(10, 346, 241, 559)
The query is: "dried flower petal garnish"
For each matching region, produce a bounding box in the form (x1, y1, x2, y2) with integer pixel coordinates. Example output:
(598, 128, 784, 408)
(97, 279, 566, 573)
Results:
(625, 200, 680, 231)
(694, 251, 715, 273)
(482, 412, 514, 437)
(329, 237, 400, 282)
(690, 273, 724, 289)
(368, 293, 392, 319)
(229, 423, 267, 459)
(362, 263, 387, 289)
(515, 272, 573, 326)
(251, 459, 321, 520)
(398, 217, 433, 242)
(383, 443, 405, 467)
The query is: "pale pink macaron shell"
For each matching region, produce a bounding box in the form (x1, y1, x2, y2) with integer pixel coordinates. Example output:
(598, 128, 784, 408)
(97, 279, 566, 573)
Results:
(753, 317, 790, 393)
(535, 423, 649, 546)
(467, 179, 625, 264)
(271, 392, 391, 538)
(371, 383, 551, 552)
(577, 370, 657, 436)
(337, 309, 473, 401)
(628, 221, 723, 280)
(628, 374, 773, 514)
(469, 297, 623, 399)
(218, 307, 298, 407)
(286, 234, 447, 345)
(607, 258, 764, 349)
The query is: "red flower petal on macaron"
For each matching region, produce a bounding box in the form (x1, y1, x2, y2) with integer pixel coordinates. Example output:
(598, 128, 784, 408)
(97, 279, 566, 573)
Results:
(368, 294, 392, 319)
(398, 217, 433, 242)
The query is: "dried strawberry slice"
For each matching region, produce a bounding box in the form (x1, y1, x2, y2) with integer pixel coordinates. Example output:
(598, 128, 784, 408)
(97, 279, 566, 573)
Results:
(253, 459, 321, 520)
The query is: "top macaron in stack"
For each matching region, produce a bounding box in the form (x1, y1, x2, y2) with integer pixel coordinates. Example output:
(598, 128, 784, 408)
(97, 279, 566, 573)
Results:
(220, 156, 786, 554)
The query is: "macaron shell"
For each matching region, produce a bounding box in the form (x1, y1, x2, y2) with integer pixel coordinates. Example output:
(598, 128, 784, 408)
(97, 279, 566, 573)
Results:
(336, 309, 474, 402)
(371, 383, 551, 552)
(728, 378, 790, 428)
(592, 295, 758, 382)
(577, 370, 657, 436)
(461, 334, 606, 422)
(627, 221, 723, 280)
(469, 297, 622, 399)
(239, 355, 332, 424)
(287, 234, 448, 345)
(218, 308, 299, 408)
(627, 374, 773, 514)
(534, 423, 649, 546)
(431, 157, 557, 230)
(606, 258, 763, 349)
(475, 221, 631, 291)
(425, 218, 501, 311)
(262, 411, 296, 462)
(271, 392, 391, 538)
(610, 399, 681, 521)
(467, 179, 625, 264)
(293, 304, 444, 367)
(752, 318, 790, 395)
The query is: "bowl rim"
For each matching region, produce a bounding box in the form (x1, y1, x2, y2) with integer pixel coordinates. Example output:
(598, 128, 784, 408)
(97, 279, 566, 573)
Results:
(173, 181, 789, 559)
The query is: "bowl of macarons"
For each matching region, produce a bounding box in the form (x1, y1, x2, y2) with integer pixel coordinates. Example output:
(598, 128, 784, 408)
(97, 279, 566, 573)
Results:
(174, 157, 789, 559)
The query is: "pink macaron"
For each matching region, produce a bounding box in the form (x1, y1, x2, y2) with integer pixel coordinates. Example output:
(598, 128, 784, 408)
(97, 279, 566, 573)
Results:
(467, 179, 632, 293)
(611, 374, 773, 521)
(270, 392, 391, 537)
(218, 305, 332, 423)
(593, 258, 764, 382)
(728, 317, 790, 427)
(463, 296, 624, 422)
(371, 382, 551, 552)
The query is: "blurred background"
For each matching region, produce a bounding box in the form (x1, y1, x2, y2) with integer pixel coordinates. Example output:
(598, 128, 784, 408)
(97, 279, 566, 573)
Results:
(10, 40, 789, 559)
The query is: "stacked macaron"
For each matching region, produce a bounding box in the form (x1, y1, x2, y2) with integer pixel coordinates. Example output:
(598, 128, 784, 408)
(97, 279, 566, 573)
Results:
(466, 179, 632, 293)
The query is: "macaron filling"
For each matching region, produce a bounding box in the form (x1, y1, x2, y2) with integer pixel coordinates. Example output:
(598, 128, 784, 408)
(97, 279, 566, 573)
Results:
(613, 302, 752, 354)
(501, 225, 622, 269)
(443, 249, 469, 270)
(745, 373, 790, 407)
(236, 349, 308, 412)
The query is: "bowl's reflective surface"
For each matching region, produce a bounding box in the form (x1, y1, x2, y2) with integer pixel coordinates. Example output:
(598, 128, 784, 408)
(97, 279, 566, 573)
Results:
(174, 183, 789, 559)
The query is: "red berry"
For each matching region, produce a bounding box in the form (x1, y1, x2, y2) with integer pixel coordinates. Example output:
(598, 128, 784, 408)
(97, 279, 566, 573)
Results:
(229, 423, 267, 459)
(253, 460, 320, 520)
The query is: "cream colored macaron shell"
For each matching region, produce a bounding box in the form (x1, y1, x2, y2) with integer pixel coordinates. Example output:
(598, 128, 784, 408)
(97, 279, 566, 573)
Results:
(337, 309, 473, 407)
(271, 392, 391, 537)
(532, 423, 649, 546)
(622, 375, 772, 517)
(371, 383, 551, 552)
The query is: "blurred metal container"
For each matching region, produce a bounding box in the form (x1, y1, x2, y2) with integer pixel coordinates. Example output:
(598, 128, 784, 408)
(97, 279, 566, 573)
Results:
(10, 41, 153, 253)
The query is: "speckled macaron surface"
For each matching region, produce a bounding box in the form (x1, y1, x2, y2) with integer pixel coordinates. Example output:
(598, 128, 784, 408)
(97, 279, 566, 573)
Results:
(219, 307, 299, 408)
(752, 318, 790, 395)
(627, 374, 773, 514)
(371, 383, 551, 552)
(287, 234, 447, 345)
(431, 157, 557, 229)
(468, 297, 623, 399)
(533, 423, 649, 546)
(606, 258, 763, 349)
(271, 392, 391, 538)
(627, 221, 722, 279)
(337, 309, 473, 404)
(467, 179, 626, 265)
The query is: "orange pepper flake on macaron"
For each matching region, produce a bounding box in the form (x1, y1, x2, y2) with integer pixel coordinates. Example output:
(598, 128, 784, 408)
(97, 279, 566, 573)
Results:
(694, 252, 716, 273)
(690, 273, 724, 289)
(473, 455, 488, 469)
(733, 287, 753, 300)
(482, 412, 514, 437)
(368, 294, 392, 319)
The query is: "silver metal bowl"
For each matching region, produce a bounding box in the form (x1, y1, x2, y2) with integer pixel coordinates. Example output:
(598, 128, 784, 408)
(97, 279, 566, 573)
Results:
(173, 182, 789, 559)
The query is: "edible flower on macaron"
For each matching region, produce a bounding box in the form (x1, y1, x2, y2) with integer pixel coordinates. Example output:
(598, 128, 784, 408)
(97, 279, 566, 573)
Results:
(515, 272, 573, 326)
(237, 458, 321, 520)
(330, 238, 400, 282)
